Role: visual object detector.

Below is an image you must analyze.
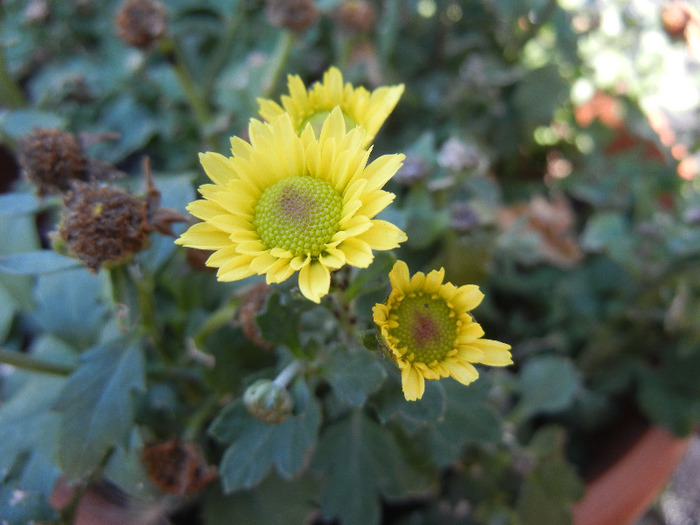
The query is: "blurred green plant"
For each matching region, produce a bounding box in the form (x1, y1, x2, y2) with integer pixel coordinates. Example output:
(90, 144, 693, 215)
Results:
(2, 0, 700, 524)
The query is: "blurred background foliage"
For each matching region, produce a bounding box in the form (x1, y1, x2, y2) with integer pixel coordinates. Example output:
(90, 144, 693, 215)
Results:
(2, 0, 700, 524)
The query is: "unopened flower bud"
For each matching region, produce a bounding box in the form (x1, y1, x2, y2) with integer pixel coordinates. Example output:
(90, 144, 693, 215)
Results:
(265, 0, 318, 32)
(243, 379, 294, 424)
(116, 0, 168, 49)
(19, 128, 88, 196)
(56, 183, 150, 272)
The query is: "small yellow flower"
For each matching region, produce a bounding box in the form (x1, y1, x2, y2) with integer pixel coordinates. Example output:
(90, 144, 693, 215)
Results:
(373, 261, 512, 401)
(258, 66, 404, 148)
(176, 108, 407, 303)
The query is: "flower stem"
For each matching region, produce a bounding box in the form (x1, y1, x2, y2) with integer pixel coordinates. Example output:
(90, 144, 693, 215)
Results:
(161, 36, 215, 148)
(273, 360, 302, 388)
(262, 30, 296, 98)
(0, 46, 25, 108)
(0, 347, 74, 376)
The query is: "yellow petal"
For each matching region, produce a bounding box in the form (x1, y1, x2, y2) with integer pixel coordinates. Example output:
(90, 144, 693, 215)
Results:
(338, 237, 374, 268)
(471, 339, 513, 366)
(443, 360, 479, 386)
(199, 152, 236, 185)
(363, 153, 405, 193)
(450, 285, 484, 312)
(176, 223, 230, 249)
(389, 260, 411, 291)
(401, 365, 425, 401)
(298, 259, 330, 303)
(257, 97, 285, 123)
(358, 220, 407, 251)
(359, 190, 395, 219)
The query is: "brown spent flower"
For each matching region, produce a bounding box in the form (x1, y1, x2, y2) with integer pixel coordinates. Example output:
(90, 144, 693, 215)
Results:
(19, 128, 89, 196)
(57, 182, 150, 272)
(236, 282, 273, 350)
(265, 0, 318, 32)
(335, 0, 376, 34)
(116, 0, 168, 49)
(141, 441, 217, 495)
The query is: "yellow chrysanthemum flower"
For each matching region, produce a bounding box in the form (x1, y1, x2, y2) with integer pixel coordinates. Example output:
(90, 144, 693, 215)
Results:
(373, 261, 512, 401)
(176, 108, 407, 303)
(258, 66, 404, 148)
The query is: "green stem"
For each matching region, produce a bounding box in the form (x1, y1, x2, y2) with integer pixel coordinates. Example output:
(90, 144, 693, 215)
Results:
(262, 30, 296, 99)
(273, 360, 302, 388)
(128, 264, 169, 362)
(183, 394, 219, 441)
(0, 348, 74, 376)
(162, 36, 215, 148)
(192, 296, 241, 348)
(0, 46, 25, 108)
(202, 14, 243, 96)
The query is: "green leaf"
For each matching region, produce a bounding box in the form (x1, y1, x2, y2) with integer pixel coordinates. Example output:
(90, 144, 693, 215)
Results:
(345, 251, 396, 301)
(53, 338, 145, 479)
(0, 336, 76, 497)
(581, 212, 629, 253)
(203, 472, 320, 525)
(375, 369, 446, 433)
(0, 281, 18, 341)
(420, 378, 502, 466)
(0, 108, 66, 139)
(0, 250, 80, 274)
(0, 211, 41, 311)
(323, 346, 386, 406)
(313, 410, 432, 525)
(0, 483, 57, 525)
(0, 193, 42, 216)
(513, 355, 580, 422)
(209, 378, 321, 493)
(255, 290, 316, 355)
(30, 268, 110, 350)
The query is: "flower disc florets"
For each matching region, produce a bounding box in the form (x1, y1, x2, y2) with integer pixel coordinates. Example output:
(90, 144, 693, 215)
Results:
(373, 261, 513, 401)
(258, 66, 404, 148)
(176, 108, 407, 303)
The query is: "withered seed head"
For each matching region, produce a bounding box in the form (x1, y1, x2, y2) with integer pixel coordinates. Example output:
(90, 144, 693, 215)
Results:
(56, 182, 150, 272)
(237, 282, 273, 350)
(116, 0, 168, 49)
(19, 128, 88, 196)
(335, 1, 376, 35)
(265, 0, 318, 32)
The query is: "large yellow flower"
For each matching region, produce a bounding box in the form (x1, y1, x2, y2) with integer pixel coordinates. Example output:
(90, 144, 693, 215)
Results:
(176, 108, 407, 303)
(258, 66, 404, 148)
(373, 261, 512, 401)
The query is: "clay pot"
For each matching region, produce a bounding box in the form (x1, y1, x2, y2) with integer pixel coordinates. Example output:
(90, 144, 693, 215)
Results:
(572, 425, 692, 525)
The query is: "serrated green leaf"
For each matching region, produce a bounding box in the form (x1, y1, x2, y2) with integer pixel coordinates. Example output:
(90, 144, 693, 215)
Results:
(254, 290, 315, 355)
(30, 268, 110, 350)
(209, 379, 321, 493)
(323, 346, 386, 406)
(375, 367, 446, 432)
(203, 472, 320, 525)
(54, 338, 145, 479)
(314, 410, 430, 525)
(420, 378, 502, 466)
(513, 355, 580, 422)
(0, 250, 80, 275)
(0, 336, 75, 497)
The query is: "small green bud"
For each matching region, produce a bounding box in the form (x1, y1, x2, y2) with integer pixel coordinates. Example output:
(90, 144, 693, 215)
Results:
(243, 379, 294, 424)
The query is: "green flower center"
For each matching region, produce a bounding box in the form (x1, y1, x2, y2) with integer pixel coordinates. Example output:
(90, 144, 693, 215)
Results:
(302, 110, 358, 137)
(389, 293, 456, 363)
(253, 175, 343, 257)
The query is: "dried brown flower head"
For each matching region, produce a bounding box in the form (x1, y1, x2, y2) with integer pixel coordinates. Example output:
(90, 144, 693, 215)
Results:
(237, 282, 273, 350)
(142, 441, 217, 495)
(19, 128, 89, 196)
(57, 183, 150, 272)
(335, 0, 376, 34)
(116, 0, 168, 49)
(265, 0, 318, 32)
